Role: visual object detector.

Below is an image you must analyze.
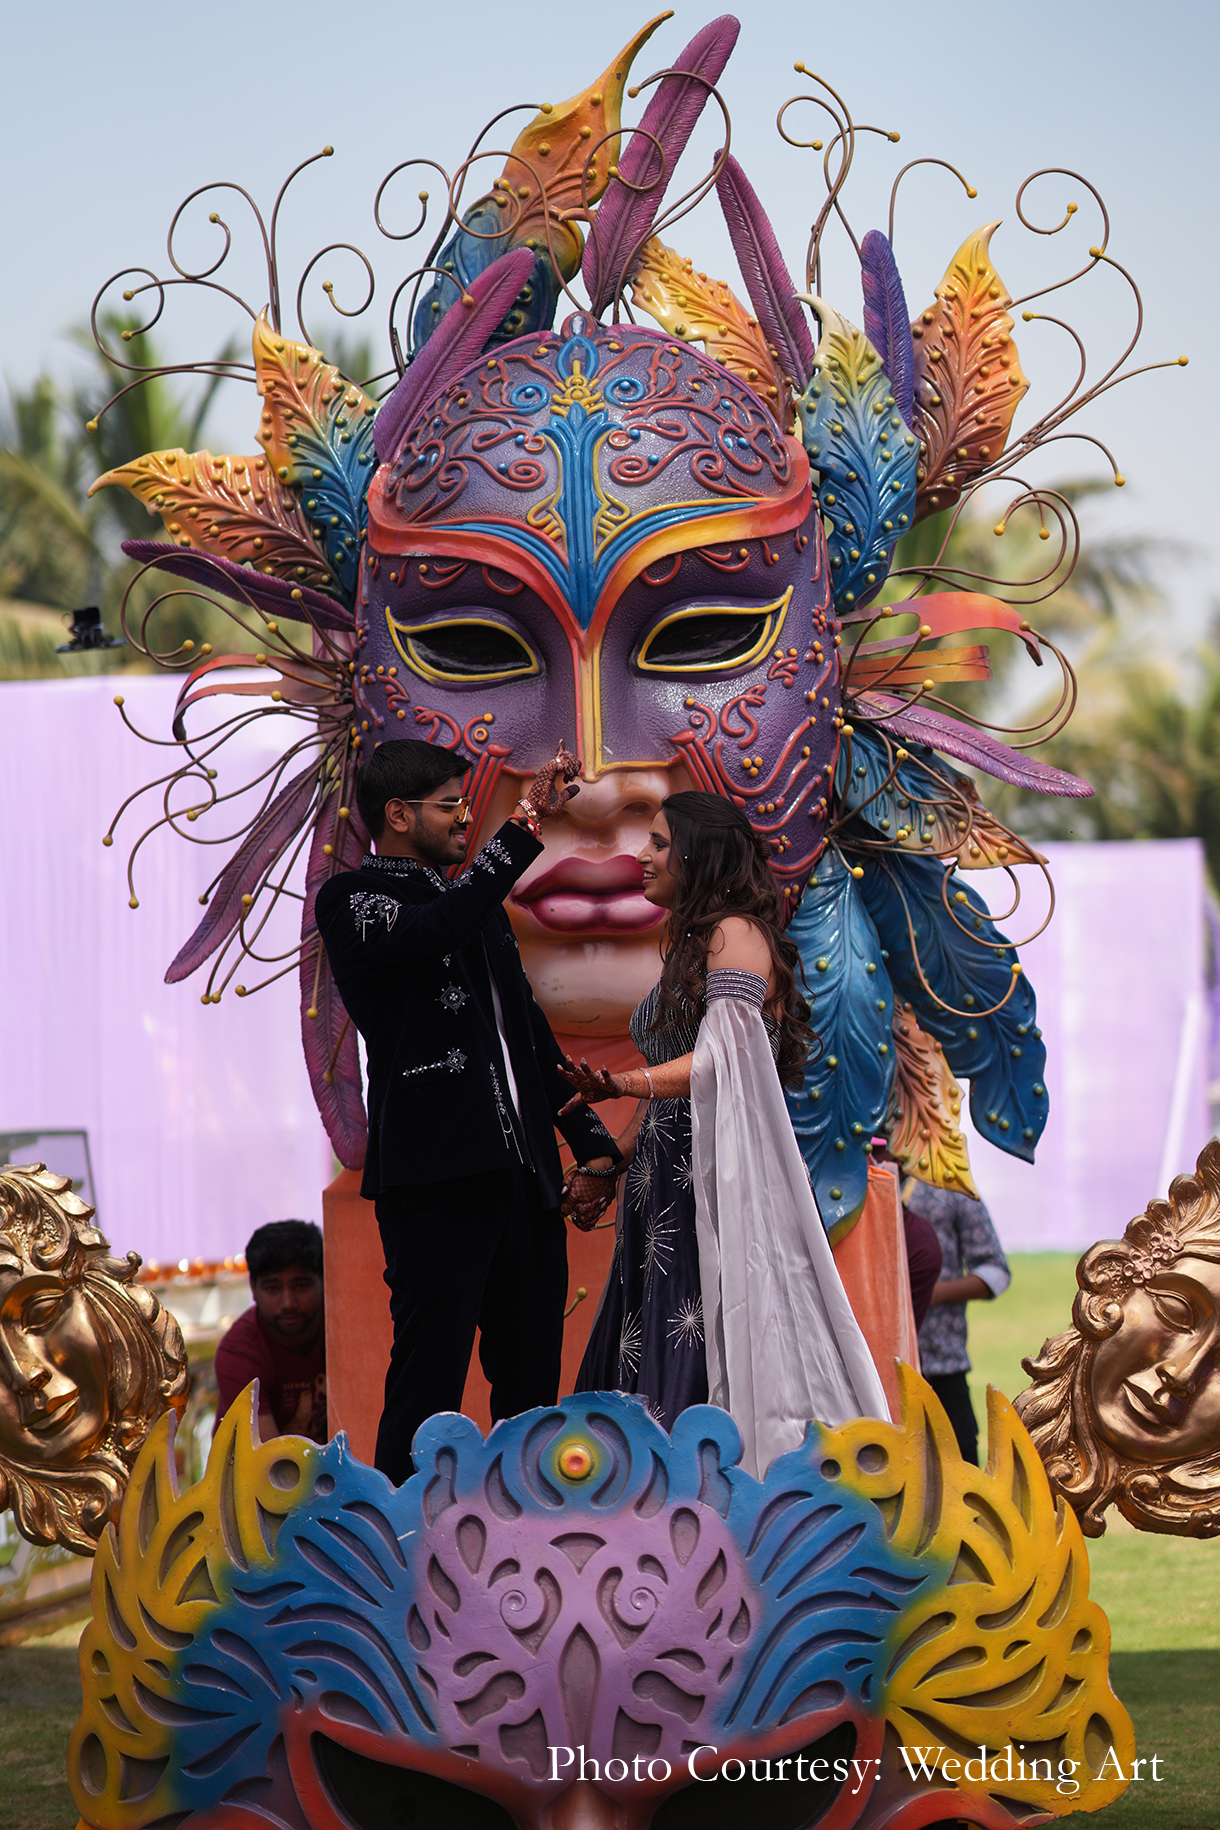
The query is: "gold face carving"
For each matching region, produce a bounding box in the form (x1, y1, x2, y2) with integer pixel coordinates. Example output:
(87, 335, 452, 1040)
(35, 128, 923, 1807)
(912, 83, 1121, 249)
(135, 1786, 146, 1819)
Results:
(1016, 1140, 1220, 1537)
(0, 1164, 189, 1555)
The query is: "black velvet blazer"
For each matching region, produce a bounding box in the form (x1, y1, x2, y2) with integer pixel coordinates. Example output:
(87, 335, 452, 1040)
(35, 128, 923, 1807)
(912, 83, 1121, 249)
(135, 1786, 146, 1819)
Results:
(314, 820, 617, 1205)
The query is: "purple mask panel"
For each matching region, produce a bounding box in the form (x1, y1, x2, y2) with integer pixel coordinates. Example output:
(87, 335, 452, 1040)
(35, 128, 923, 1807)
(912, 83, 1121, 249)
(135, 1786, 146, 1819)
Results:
(355, 315, 840, 906)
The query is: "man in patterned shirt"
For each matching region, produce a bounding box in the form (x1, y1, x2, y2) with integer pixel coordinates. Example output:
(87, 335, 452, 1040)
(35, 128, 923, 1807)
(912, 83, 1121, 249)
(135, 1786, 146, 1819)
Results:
(905, 1179, 1011, 1465)
(315, 739, 620, 1482)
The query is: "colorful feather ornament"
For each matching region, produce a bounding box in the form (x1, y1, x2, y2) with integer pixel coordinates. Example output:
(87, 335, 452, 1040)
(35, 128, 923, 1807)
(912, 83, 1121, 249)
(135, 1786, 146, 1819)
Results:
(253, 312, 378, 599)
(847, 641, 991, 691)
(886, 1000, 978, 1197)
(374, 247, 535, 463)
(714, 153, 816, 391)
(859, 229, 914, 426)
(628, 237, 788, 424)
(853, 692, 1093, 796)
(92, 313, 380, 603)
(834, 726, 1045, 870)
(855, 849, 1048, 1163)
(795, 301, 919, 614)
(91, 447, 332, 590)
(412, 17, 667, 354)
(301, 786, 369, 1171)
(911, 222, 1029, 522)
(119, 539, 356, 631)
(583, 15, 740, 314)
(784, 849, 896, 1238)
(164, 762, 323, 986)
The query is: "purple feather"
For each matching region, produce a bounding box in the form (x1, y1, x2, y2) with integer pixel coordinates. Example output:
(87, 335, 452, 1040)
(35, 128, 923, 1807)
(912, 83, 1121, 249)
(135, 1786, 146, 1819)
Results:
(583, 16, 740, 315)
(714, 154, 815, 389)
(301, 798, 368, 1169)
(374, 247, 535, 462)
(122, 542, 355, 631)
(859, 230, 915, 427)
(857, 694, 1094, 797)
(164, 763, 321, 984)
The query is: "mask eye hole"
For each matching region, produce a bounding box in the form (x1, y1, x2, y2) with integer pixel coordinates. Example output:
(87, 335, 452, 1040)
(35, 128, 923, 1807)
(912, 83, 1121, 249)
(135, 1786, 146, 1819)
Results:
(388, 617, 540, 683)
(635, 590, 791, 676)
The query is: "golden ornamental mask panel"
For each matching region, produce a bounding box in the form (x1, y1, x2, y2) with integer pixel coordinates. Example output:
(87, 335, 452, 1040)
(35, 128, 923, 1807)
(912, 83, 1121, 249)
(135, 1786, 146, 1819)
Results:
(0, 1163, 189, 1556)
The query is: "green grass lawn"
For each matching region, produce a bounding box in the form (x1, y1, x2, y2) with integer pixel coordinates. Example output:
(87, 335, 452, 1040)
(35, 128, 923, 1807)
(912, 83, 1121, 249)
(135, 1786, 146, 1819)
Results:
(0, 1255, 1216, 1827)
(0, 1622, 86, 1830)
(970, 1254, 1220, 1826)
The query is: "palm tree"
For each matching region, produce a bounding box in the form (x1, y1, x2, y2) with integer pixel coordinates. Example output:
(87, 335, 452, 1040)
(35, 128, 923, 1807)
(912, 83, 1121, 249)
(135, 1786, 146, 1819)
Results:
(990, 622, 1220, 890)
(0, 317, 237, 678)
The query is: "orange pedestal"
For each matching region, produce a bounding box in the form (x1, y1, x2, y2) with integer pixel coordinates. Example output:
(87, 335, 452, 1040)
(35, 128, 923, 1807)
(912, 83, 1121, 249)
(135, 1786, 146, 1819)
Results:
(322, 1169, 392, 1465)
(323, 1121, 917, 1461)
(832, 1160, 920, 1419)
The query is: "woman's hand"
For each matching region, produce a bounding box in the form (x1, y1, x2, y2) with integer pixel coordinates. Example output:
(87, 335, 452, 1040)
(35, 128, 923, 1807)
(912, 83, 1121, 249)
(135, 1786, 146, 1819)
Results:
(520, 744, 581, 822)
(558, 1056, 624, 1110)
(562, 1159, 620, 1231)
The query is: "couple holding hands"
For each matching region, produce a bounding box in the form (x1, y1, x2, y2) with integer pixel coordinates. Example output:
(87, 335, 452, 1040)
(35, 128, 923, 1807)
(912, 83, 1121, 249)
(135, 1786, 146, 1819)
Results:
(315, 737, 886, 1484)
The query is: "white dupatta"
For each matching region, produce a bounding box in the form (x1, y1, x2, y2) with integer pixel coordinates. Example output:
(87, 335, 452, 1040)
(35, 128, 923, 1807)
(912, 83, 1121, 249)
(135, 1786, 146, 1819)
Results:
(691, 983, 891, 1477)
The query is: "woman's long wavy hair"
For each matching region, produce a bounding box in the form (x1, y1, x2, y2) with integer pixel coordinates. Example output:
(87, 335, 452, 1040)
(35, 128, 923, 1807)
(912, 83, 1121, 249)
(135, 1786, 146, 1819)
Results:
(652, 792, 812, 1088)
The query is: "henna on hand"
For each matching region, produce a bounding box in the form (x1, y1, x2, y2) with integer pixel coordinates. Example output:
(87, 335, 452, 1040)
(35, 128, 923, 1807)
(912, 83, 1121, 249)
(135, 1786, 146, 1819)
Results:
(558, 1055, 623, 1103)
(522, 743, 582, 821)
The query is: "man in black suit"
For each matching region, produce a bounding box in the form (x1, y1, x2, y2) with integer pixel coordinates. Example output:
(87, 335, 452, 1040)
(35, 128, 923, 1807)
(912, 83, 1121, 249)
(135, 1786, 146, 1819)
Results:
(315, 738, 620, 1481)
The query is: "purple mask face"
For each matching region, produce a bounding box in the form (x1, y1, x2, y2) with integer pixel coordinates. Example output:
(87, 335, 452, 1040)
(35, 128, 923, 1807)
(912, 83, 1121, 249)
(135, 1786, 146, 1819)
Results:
(355, 316, 840, 1031)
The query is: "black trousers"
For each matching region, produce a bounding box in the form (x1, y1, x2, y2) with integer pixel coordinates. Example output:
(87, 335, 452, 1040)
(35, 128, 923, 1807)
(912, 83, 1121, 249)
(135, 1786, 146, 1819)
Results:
(373, 1165, 568, 1485)
(926, 1369, 979, 1466)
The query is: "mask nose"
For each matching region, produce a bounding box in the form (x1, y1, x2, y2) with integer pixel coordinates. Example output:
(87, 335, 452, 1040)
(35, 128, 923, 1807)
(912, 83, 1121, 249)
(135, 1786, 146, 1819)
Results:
(559, 767, 669, 833)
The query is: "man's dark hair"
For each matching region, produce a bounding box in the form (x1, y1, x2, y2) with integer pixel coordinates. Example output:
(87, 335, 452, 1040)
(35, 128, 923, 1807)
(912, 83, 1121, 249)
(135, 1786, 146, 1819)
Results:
(246, 1220, 323, 1283)
(355, 738, 470, 839)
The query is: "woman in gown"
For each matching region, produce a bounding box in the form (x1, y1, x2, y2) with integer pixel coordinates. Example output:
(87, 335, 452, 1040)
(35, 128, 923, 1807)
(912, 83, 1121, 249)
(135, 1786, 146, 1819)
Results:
(566, 793, 889, 1476)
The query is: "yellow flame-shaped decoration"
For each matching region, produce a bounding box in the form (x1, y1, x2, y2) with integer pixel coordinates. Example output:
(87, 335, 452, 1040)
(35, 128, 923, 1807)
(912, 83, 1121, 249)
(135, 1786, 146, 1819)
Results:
(67, 1387, 314, 1828)
(823, 1364, 1134, 1818)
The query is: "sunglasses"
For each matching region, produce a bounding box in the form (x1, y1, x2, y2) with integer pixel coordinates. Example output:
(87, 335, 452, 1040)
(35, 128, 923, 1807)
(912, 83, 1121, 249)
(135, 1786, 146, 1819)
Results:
(398, 796, 473, 823)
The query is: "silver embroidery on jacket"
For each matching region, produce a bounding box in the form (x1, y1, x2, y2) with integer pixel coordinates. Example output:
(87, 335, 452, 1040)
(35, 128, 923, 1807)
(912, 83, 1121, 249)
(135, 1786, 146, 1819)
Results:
(402, 1048, 467, 1079)
(476, 836, 513, 873)
(438, 983, 468, 1013)
(350, 890, 400, 939)
(488, 1062, 524, 1162)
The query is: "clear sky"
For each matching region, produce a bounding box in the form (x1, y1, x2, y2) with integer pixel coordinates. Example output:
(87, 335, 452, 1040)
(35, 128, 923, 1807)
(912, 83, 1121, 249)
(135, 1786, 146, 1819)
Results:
(2, 0, 1213, 641)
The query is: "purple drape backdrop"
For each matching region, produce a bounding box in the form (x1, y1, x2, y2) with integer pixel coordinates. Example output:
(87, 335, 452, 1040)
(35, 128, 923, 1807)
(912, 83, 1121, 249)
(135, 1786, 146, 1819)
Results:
(0, 677, 329, 1265)
(0, 680, 1209, 1262)
(963, 838, 1210, 1252)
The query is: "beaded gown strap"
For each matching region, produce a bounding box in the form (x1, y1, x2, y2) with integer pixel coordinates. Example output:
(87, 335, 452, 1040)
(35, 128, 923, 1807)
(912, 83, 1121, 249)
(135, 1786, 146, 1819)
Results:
(704, 967, 782, 1061)
(705, 968, 767, 1007)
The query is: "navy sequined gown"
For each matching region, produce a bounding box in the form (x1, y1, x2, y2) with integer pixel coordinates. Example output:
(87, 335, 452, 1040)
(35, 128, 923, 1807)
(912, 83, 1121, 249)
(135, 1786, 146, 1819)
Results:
(576, 980, 777, 1429)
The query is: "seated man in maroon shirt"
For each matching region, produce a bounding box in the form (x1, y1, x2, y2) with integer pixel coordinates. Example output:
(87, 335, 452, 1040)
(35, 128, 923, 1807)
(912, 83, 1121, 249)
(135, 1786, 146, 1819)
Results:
(213, 1220, 327, 1443)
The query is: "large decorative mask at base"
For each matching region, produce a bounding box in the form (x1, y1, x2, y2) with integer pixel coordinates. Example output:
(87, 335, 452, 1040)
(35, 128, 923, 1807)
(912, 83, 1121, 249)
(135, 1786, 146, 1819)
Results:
(0, 1164, 188, 1555)
(1016, 1138, 1220, 1538)
(69, 1371, 1134, 1829)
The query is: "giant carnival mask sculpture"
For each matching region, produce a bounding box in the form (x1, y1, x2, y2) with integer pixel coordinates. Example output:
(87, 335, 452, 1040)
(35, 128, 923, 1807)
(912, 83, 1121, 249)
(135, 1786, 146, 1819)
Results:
(94, 13, 1182, 1235)
(0, 1163, 188, 1554)
(1016, 1139, 1220, 1540)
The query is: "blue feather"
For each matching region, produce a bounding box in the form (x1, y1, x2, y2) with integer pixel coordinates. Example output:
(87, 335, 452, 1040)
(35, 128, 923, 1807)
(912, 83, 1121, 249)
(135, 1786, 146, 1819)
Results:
(412, 203, 564, 355)
(785, 850, 895, 1236)
(860, 231, 915, 427)
(796, 304, 919, 616)
(855, 851, 1048, 1161)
